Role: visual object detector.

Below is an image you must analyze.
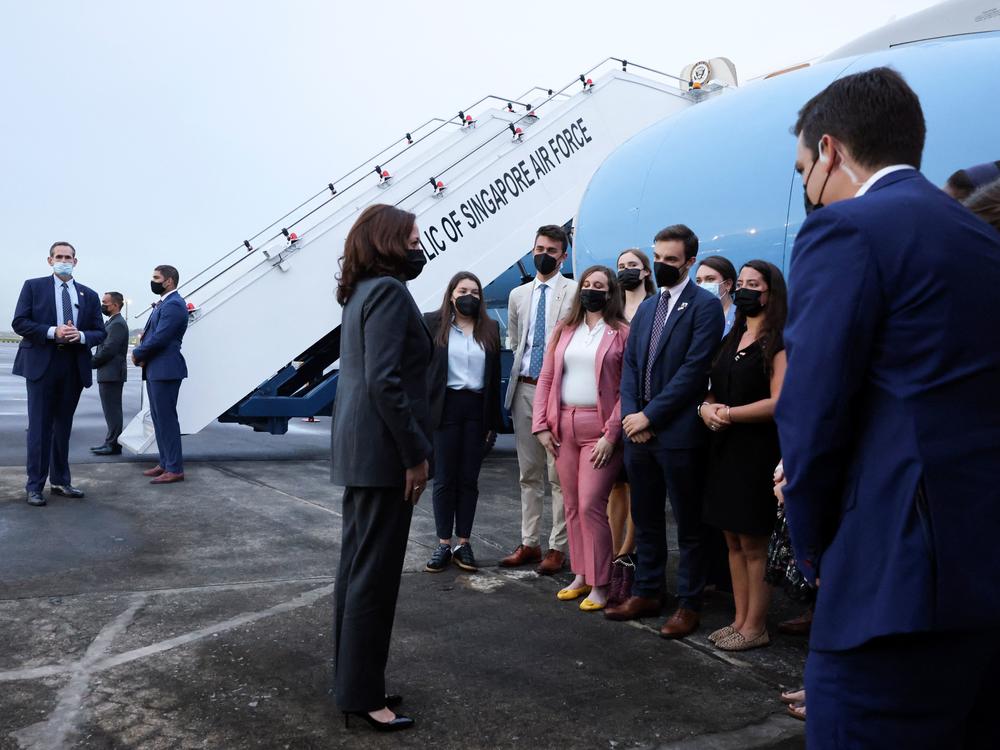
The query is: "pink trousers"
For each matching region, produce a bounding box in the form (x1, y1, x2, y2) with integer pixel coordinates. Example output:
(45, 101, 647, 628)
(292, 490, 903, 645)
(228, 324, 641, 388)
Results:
(555, 407, 622, 587)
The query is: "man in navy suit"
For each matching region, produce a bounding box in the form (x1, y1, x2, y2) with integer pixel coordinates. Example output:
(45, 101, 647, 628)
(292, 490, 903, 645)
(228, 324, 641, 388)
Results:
(776, 67, 1000, 748)
(132, 264, 188, 484)
(11, 242, 107, 506)
(605, 225, 723, 638)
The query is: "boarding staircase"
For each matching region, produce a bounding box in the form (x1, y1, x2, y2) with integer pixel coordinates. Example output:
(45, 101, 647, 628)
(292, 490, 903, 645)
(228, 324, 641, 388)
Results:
(120, 58, 726, 453)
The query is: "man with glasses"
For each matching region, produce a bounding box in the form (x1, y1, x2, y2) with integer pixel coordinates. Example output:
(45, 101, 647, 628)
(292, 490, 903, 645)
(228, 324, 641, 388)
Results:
(12, 242, 106, 506)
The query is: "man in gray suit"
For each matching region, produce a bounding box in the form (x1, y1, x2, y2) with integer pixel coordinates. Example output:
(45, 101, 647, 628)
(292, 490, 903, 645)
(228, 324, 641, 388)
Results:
(499, 225, 577, 575)
(90, 292, 129, 456)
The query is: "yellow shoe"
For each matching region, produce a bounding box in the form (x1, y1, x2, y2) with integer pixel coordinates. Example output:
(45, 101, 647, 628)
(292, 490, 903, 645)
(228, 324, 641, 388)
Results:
(557, 585, 592, 601)
(579, 597, 606, 612)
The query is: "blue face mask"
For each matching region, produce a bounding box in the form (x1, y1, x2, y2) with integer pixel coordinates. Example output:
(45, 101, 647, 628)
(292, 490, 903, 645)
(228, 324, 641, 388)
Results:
(52, 261, 74, 277)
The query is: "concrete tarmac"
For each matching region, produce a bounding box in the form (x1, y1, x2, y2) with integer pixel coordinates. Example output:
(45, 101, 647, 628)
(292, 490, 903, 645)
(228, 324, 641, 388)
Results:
(0, 344, 806, 749)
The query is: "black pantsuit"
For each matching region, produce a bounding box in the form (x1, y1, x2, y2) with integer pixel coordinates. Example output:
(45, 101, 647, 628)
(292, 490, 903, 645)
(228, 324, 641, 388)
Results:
(334, 486, 414, 712)
(331, 275, 433, 713)
(432, 389, 485, 540)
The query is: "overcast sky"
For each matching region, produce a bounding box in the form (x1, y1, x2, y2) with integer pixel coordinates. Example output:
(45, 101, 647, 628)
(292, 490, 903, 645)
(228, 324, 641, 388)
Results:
(1, 0, 936, 326)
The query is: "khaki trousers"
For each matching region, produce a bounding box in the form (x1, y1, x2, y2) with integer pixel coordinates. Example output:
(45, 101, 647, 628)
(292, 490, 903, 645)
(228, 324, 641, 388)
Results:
(512, 381, 567, 552)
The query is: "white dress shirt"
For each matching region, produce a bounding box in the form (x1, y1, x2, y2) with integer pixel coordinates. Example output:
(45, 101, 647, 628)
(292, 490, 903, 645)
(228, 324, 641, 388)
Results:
(446, 320, 486, 391)
(561, 320, 605, 407)
(659, 273, 690, 319)
(47, 274, 86, 344)
(855, 165, 916, 197)
(519, 274, 563, 377)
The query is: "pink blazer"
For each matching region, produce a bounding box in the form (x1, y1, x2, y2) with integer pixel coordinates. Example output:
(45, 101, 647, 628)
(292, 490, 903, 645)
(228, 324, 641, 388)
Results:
(532, 320, 630, 444)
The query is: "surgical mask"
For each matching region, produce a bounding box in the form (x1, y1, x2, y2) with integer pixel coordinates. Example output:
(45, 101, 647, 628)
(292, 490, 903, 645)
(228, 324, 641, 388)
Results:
(150, 280, 166, 295)
(653, 261, 682, 288)
(733, 288, 765, 317)
(403, 249, 427, 281)
(533, 253, 559, 275)
(454, 294, 480, 317)
(579, 289, 608, 312)
(698, 280, 721, 297)
(52, 262, 74, 277)
(617, 268, 643, 291)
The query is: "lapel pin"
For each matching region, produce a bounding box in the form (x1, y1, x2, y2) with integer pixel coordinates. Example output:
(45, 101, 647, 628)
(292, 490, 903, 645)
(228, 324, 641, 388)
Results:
(678, 302, 689, 312)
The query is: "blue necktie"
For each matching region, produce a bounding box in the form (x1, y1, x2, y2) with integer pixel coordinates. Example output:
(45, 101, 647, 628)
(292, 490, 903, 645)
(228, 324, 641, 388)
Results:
(528, 283, 548, 378)
(60, 282, 73, 326)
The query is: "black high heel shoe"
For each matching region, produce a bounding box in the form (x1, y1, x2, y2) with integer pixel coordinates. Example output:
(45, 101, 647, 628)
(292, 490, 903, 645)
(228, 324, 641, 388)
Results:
(343, 710, 415, 732)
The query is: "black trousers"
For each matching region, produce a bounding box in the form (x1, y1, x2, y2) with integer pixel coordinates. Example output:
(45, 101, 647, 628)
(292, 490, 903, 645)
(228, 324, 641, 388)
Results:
(24, 349, 83, 492)
(334, 485, 413, 712)
(625, 442, 710, 610)
(431, 389, 486, 540)
(98, 381, 124, 447)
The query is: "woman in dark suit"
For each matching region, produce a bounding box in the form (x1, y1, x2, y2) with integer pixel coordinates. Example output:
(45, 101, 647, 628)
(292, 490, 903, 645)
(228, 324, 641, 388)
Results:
(331, 203, 432, 732)
(423, 271, 502, 573)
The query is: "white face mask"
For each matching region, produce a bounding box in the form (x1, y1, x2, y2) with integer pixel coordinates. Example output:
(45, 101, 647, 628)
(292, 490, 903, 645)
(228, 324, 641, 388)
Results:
(52, 261, 74, 277)
(698, 280, 721, 297)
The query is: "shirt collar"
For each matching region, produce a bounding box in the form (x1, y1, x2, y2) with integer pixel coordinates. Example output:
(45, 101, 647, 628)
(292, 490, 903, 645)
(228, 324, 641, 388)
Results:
(53, 274, 75, 287)
(160, 289, 179, 301)
(855, 165, 916, 197)
(534, 273, 562, 290)
(661, 274, 690, 297)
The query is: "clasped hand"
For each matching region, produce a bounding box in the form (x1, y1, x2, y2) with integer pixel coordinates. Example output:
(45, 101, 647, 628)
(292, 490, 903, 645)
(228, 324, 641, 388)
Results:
(56, 321, 80, 343)
(622, 412, 653, 443)
(701, 402, 731, 432)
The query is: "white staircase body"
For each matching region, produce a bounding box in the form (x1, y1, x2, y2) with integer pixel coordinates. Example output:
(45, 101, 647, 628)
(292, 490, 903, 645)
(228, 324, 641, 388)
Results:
(120, 65, 710, 454)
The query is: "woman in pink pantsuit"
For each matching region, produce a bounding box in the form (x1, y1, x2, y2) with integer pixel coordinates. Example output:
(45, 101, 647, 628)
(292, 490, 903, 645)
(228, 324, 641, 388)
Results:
(533, 265, 629, 611)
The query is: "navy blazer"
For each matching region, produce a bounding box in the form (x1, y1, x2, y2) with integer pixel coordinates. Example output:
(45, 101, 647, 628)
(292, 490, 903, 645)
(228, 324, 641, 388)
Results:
(132, 293, 189, 381)
(776, 169, 1000, 652)
(11, 275, 106, 387)
(621, 280, 723, 448)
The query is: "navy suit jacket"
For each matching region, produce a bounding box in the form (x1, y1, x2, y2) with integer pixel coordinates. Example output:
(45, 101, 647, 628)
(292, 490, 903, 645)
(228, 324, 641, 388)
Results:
(132, 293, 188, 381)
(621, 280, 723, 448)
(11, 276, 106, 387)
(776, 169, 1000, 652)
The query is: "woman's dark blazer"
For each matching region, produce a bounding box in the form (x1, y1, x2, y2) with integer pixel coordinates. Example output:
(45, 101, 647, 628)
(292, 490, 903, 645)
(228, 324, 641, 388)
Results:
(331, 276, 433, 487)
(423, 311, 503, 434)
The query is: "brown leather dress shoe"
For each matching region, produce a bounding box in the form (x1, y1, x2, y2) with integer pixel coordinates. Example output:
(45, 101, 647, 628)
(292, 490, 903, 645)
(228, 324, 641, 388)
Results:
(536, 549, 565, 575)
(498, 544, 542, 568)
(777, 609, 813, 636)
(659, 607, 700, 639)
(150, 471, 185, 484)
(143, 465, 165, 477)
(603, 595, 662, 621)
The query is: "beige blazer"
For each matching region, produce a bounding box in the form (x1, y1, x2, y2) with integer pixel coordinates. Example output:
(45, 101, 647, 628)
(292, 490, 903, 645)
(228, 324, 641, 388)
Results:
(504, 273, 577, 410)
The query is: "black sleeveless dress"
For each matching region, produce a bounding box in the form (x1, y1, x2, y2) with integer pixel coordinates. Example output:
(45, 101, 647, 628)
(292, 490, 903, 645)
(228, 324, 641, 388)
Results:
(702, 337, 782, 537)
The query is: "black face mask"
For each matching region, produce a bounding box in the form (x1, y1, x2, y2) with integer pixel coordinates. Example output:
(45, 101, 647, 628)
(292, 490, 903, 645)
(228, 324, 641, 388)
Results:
(150, 280, 166, 295)
(579, 289, 608, 313)
(101, 305, 112, 316)
(617, 268, 643, 291)
(403, 250, 427, 281)
(803, 159, 831, 215)
(733, 288, 765, 317)
(533, 253, 559, 275)
(454, 294, 481, 317)
(653, 261, 682, 288)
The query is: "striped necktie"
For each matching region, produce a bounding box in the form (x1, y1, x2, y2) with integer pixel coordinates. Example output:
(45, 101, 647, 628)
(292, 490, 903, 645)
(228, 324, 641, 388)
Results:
(644, 290, 671, 401)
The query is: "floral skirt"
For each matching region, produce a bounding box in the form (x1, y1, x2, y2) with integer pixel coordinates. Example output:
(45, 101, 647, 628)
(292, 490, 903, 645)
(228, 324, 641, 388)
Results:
(765, 506, 817, 604)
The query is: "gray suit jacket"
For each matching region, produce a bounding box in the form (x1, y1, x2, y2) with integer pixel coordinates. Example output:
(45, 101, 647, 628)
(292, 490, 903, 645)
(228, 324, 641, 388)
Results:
(331, 276, 433, 487)
(90, 313, 129, 383)
(503, 273, 577, 409)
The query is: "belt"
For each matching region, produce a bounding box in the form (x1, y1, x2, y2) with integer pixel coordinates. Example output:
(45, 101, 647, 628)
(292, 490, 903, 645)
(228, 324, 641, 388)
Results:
(518, 376, 538, 385)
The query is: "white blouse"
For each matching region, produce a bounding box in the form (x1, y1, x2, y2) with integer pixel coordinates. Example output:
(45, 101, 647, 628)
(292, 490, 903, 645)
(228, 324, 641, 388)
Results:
(560, 321, 605, 407)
